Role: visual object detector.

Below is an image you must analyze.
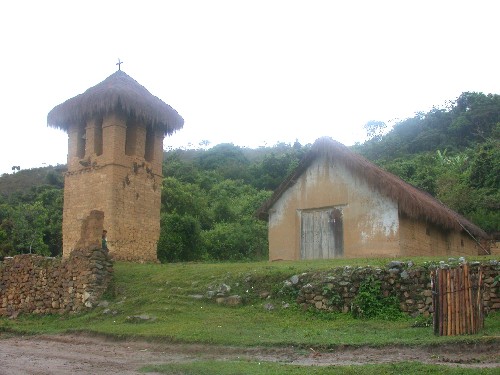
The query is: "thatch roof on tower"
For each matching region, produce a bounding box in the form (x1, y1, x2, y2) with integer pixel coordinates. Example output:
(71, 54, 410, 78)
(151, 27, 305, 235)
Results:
(256, 137, 488, 240)
(47, 70, 183, 135)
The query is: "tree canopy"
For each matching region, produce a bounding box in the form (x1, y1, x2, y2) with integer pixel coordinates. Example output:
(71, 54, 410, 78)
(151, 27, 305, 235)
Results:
(355, 92, 500, 233)
(0, 91, 498, 260)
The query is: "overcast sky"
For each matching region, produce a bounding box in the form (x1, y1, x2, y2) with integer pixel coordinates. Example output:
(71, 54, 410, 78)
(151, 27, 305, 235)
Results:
(1, 0, 498, 175)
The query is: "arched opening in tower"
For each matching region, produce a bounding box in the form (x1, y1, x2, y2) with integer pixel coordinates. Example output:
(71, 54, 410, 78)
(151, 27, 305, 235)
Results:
(145, 125, 155, 162)
(125, 120, 138, 157)
(76, 125, 86, 159)
(93, 117, 103, 156)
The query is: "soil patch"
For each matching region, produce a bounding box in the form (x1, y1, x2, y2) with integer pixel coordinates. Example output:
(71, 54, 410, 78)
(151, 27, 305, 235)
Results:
(0, 333, 498, 374)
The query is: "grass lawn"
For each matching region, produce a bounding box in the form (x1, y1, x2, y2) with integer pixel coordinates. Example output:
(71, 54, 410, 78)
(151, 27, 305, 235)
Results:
(140, 360, 499, 375)
(1, 256, 498, 349)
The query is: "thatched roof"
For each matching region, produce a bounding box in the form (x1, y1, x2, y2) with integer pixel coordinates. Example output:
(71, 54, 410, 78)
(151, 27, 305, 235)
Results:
(47, 70, 183, 135)
(256, 137, 488, 240)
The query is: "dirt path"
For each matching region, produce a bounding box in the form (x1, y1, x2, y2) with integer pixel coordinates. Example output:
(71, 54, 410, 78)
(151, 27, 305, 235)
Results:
(0, 333, 498, 374)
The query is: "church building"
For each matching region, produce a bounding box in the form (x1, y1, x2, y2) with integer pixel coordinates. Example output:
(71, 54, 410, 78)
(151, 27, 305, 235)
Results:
(257, 137, 490, 260)
(47, 69, 183, 261)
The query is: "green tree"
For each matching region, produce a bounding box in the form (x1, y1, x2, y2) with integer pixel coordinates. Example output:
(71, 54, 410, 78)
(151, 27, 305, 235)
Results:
(354, 92, 500, 235)
(196, 143, 250, 181)
(463, 139, 500, 232)
(382, 153, 440, 195)
(10, 201, 50, 255)
(206, 179, 271, 222)
(451, 92, 500, 144)
(248, 144, 306, 190)
(36, 186, 63, 256)
(163, 150, 201, 184)
(157, 212, 204, 262)
(468, 139, 500, 189)
(0, 203, 15, 258)
(201, 218, 268, 261)
(161, 177, 211, 229)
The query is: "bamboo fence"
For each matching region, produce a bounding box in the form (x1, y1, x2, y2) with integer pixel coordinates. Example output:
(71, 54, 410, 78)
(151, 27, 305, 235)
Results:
(431, 263, 484, 336)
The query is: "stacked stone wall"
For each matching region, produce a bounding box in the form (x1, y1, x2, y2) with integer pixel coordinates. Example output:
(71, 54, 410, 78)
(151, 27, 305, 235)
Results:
(285, 260, 499, 316)
(0, 248, 112, 317)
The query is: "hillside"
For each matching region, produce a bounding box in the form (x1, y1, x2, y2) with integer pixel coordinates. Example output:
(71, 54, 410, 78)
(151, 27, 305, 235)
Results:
(0, 165, 65, 197)
(353, 92, 499, 235)
(354, 92, 500, 160)
(0, 91, 498, 259)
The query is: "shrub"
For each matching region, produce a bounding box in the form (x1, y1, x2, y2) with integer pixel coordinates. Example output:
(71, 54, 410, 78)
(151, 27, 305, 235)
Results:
(201, 219, 268, 261)
(157, 212, 204, 262)
(351, 276, 404, 320)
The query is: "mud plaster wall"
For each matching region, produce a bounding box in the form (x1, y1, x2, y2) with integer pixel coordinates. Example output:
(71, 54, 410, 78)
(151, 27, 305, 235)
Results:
(0, 248, 113, 317)
(63, 114, 163, 262)
(268, 156, 400, 260)
(399, 215, 483, 257)
(268, 156, 481, 261)
(286, 261, 500, 317)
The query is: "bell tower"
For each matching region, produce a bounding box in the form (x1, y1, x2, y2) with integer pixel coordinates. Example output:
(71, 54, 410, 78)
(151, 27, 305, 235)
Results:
(48, 70, 183, 261)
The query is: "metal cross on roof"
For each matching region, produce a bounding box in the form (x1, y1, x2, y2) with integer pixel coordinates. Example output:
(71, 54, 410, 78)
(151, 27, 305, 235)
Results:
(116, 58, 123, 71)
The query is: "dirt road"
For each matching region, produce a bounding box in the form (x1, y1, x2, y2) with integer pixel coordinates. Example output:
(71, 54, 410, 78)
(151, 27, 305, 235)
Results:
(0, 334, 498, 374)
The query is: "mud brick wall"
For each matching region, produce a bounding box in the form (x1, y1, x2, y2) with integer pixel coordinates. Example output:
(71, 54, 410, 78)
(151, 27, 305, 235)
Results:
(0, 248, 112, 317)
(63, 162, 161, 262)
(286, 260, 499, 317)
(63, 115, 163, 263)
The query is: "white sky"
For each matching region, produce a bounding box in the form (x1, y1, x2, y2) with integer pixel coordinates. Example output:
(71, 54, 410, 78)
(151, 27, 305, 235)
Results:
(0, 0, 498, 175)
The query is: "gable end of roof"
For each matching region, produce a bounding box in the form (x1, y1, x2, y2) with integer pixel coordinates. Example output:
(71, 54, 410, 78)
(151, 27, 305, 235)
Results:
(256, 137, 488, 240)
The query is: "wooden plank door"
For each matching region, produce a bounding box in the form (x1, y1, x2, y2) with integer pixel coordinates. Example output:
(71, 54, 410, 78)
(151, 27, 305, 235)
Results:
(300, 208, 343, 259)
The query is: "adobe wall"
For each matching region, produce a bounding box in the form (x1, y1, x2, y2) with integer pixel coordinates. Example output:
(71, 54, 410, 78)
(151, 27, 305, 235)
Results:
(268, 156, 400, 260)
(283, 260, 499, 317)
(0, 248, 112, 317)
(268, 155, 484, 261)
(399, 214, 482, 257)
(491, 241, 500, 256)
(63, 114, 163, 262)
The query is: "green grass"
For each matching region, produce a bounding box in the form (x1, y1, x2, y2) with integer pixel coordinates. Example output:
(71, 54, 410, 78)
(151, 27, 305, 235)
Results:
(140, 360, 499, 374)
(1, 256, 499, 350)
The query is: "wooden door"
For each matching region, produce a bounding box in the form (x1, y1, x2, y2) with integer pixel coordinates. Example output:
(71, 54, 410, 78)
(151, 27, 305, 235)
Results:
(300, 208, 343, 259)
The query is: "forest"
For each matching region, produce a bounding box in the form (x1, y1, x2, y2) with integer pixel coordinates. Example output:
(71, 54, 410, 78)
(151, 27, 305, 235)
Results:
(0, 92, 498, 261)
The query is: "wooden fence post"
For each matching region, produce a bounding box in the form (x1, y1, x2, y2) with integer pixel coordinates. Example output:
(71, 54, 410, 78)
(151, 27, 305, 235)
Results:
(431, 263, 483, 336)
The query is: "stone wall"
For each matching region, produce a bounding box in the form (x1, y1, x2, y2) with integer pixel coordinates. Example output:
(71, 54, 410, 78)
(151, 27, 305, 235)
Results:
(284, 260, 499, 317)
(0, 248, 112, 317)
